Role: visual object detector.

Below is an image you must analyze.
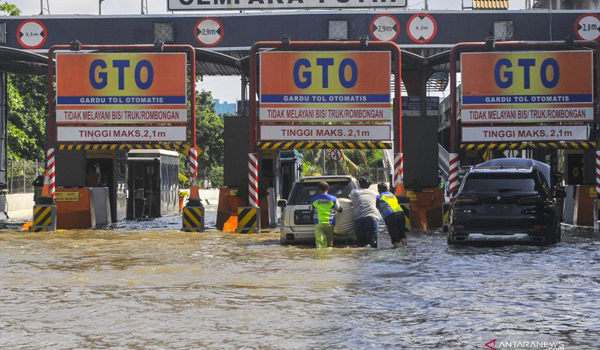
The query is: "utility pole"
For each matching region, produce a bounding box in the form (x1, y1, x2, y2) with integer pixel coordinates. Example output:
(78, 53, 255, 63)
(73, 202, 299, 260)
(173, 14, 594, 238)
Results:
(40, 0, 50, 15)
(141, 0, 148, 14)
(99, 0, 104, 15)
(424, 0, 428, 10)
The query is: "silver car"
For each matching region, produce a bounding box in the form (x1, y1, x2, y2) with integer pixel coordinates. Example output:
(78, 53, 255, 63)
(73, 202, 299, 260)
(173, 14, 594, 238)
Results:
(278, 175, 358, 245)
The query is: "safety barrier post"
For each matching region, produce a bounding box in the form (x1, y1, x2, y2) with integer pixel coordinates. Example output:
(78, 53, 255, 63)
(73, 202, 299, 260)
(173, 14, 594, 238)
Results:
(448, 153, 460, 195)
(182, 146, 205, 232)
(30, 148, 56, 232)
(240, 152, 261, 233)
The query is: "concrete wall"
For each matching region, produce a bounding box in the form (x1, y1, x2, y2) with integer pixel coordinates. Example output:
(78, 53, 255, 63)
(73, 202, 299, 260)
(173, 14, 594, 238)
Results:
(3, 193, 34, 220)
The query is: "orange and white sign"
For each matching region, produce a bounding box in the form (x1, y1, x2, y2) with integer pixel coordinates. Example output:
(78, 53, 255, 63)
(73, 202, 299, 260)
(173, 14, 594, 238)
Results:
(259, 51, 391, 124)
(56, 53, 187, 125)
(461, 51, 593, 124)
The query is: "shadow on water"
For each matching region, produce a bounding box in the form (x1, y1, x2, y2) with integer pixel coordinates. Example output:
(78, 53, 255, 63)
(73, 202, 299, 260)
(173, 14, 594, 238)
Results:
(0, 219, 599, 349)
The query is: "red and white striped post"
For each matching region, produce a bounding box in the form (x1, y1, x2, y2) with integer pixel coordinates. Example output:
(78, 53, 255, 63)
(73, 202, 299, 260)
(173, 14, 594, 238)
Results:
(39, 147, 56, 202)
(448, 153, 460, 195)
(596, 151, 600, 196)
(393, 153, 405, 195)
(248, 153, 259, 207)
(188, 146, 201, 203)
(595, 151, 600, 231)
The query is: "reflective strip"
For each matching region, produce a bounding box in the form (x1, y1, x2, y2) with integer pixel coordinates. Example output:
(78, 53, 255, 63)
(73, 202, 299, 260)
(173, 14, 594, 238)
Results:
(257, 141, 392, 150)
(393, 153, 403, 187)
(236, 207, 259, 234)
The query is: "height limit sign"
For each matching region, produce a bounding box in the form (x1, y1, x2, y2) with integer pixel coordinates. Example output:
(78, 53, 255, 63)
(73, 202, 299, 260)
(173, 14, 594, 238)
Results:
(195, 18, 224, 47)
(407, 13, 437, 44)
(575, 14, 600, 41)
(370, 15, 400, 42)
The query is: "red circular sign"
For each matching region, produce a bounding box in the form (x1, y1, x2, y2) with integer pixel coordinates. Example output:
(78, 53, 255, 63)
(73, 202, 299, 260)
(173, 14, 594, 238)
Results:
(574, 13, 600, 41)
(17, 19, 47, 49)
(370, 14, 400, 42)
(194, 18, 224, 47)
(407, 13, 437, 44)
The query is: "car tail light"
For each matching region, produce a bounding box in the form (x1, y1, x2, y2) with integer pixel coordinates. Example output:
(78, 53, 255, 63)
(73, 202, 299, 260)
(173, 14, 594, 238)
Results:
(534, 224, 545, 230)
(454, 198, 480, 206)
(517, 196, 541, 205)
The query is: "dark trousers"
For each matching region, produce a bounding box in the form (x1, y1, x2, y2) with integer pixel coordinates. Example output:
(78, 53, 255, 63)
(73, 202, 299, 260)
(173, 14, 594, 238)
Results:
(384, 211, 406, 244)
(354, 216, 379, 248)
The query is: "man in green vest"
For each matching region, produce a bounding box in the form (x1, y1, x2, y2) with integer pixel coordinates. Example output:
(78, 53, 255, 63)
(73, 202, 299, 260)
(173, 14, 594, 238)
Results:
(310, 181, 343, 249)
(376, 183, 407, 247)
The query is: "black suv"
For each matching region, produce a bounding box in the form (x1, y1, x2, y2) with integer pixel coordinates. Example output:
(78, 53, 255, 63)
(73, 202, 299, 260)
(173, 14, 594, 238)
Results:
(448, 158, 564, 246)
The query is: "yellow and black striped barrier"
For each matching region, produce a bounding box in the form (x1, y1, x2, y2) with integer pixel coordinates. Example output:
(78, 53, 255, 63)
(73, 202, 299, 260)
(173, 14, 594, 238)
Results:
(461, 141, 596, 152)
(182, 206, 205, 232)
(236, 207, 260, 234)
(29, 204, 56, 232)
(400, 204, 411, 232)
(57, 143, 202, 156)
(442, 203, 451, 233)
(257, 141, 391, 150)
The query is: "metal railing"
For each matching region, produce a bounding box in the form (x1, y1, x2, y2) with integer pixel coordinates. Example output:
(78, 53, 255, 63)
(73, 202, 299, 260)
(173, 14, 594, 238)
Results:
(7, 160, 44, 194)
(438, 143, 450, 181)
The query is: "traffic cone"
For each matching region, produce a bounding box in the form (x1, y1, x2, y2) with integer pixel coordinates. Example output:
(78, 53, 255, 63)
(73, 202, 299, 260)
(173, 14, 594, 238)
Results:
(37, 170, 54, 205)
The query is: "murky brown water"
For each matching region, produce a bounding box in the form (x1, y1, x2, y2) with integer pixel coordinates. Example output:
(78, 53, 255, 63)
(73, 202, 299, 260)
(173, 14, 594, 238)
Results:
(1, 215, 600, 349)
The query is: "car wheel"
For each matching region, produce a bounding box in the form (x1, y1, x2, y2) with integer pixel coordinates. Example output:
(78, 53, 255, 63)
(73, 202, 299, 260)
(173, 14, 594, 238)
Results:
(544, 225, 556, 245)
(280, 233, 289, 246)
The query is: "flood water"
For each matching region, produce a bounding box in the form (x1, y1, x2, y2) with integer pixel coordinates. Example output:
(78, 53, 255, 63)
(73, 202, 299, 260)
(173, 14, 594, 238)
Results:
(1, 214, 599, 349)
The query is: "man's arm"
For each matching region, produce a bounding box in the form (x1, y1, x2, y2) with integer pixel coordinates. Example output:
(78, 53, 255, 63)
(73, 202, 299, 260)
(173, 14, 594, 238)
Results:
(334, 199, 343, 212)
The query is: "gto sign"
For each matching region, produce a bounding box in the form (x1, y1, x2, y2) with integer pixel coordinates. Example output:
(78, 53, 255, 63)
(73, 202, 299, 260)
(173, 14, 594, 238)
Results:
(168, 0, 407, 11)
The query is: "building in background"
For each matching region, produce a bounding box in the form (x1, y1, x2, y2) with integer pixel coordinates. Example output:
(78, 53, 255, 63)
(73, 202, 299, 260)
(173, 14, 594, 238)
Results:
(533, 0, 600, 9)
(213, 99, 237, 116)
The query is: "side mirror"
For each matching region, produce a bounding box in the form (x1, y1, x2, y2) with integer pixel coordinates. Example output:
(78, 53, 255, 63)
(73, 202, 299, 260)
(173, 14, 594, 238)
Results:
(554, 189, 566, 198)
(277, 199, 287, 208)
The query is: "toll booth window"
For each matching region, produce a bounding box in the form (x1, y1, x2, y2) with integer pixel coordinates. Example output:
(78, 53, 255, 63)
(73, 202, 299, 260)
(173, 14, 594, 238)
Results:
(288, 181, 353, 205)
(462, 173, 536, 193)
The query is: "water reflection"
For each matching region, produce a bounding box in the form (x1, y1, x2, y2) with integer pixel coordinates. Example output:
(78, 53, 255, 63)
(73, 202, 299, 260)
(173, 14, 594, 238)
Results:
(0, 217, 599, 349)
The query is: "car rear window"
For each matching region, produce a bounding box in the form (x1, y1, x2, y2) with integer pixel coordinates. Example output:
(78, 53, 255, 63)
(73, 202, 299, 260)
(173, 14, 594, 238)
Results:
(461, 173, 536, 193)
(288, 180, 353, 205)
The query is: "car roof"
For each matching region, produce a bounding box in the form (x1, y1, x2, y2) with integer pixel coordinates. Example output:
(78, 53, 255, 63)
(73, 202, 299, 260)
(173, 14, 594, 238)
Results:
(472, 158, 551, 187)
(470, 166, 534, 174)
(299, 175, 355, 183)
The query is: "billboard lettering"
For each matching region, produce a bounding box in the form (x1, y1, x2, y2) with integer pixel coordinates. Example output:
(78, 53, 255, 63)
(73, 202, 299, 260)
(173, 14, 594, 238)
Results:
(259, 51, 391, 125)
(168, 0, 407, 11)
(260, 125, 391, 141)
(462, 125, 589, 142)
(56, 53, 188, 139)
(461, 51, 593, 124)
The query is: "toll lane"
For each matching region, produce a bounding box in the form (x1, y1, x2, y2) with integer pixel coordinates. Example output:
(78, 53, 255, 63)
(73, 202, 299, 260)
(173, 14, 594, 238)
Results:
(0, 221, 599, 349)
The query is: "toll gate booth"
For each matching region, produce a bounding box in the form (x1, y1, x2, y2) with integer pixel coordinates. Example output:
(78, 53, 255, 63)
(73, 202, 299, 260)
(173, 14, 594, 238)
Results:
(55, 148, 128, 225)
(126, 150, 179, 219)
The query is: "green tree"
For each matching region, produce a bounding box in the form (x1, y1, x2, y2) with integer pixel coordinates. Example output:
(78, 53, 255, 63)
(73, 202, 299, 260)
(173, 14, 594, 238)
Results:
(2, 2, 46, 162)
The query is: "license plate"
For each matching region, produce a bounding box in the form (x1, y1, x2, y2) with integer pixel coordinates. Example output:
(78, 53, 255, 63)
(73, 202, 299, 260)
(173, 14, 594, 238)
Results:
(486, 204, 512, 214)
(294, 210, 313, 225)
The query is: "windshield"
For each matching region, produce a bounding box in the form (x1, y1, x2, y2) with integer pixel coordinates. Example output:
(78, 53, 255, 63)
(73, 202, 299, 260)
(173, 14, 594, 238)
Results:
(288, 180, 354, 205)
(461, 173, 536, 193)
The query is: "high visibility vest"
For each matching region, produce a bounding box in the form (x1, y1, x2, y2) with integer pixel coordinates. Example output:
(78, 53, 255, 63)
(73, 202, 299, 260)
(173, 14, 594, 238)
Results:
(377, 192, 403, 218)
(311, 194, 338, 225)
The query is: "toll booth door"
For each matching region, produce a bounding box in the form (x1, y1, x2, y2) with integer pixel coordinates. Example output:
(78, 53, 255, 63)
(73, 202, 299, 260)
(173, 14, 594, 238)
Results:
(127, 161, 160, 219)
